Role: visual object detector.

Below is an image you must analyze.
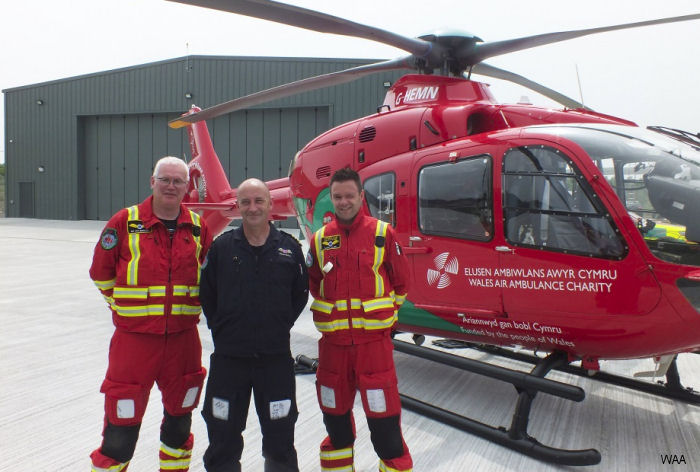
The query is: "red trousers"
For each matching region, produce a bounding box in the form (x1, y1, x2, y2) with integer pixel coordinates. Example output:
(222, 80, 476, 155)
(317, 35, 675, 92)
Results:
(315, 335, 412, 471)
(101, 328, 206, 426)
(91, 328, 206, 471)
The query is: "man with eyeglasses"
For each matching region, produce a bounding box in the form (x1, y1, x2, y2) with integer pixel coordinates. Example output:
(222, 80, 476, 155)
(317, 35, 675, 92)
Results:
(89, 156, 212, 472)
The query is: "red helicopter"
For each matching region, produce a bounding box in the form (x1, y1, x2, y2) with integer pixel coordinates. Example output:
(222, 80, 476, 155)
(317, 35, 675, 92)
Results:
(167, 0, 700, 465)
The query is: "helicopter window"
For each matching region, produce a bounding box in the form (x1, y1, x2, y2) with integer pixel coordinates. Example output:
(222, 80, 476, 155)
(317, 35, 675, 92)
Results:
(503, 145, 625, 259)
(533, 125, 700, 265)
(364, 173, 396, 226)
(418, 155, 493, 241)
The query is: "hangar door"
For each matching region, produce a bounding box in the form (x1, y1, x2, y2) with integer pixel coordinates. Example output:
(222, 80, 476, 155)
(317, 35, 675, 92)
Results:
(82, 107, 329, 222)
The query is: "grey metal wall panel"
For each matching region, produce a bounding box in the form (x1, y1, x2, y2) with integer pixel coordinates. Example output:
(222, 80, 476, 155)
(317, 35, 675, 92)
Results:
(97, 117, 112, 219)
(262, 109, 281, 183)
(246, 110, 264, 180)
(137, 116, 154, 203)
(124, 115, 140, 201)
(110, 117, 126, 213)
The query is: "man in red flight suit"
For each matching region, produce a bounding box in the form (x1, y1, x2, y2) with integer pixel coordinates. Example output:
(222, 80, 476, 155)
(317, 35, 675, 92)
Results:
(89, 156, 212, 471)
(308, 167, 413, 472)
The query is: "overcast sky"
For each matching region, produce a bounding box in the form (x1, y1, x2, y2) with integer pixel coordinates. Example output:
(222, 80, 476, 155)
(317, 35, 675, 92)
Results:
(2, 0, 699, 165)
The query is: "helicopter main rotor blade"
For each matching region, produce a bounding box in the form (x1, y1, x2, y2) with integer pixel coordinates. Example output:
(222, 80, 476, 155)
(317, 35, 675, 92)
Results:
(462, 13, 700, 65)
(169, 57, 413, 128)
(472, 63, 586, 110)
(167, 0, 432, 58)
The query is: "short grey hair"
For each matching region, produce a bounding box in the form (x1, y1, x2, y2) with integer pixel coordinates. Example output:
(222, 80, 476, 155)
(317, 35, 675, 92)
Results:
(153, 156, 189, 180)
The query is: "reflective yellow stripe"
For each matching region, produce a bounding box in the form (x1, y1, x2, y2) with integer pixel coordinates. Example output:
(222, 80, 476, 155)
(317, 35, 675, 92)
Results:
(159, 459, 192, 470)
(351, 312, 397, 330)
(126, 206, 140, 286)
(189, 210, 203, 284)
(362, 297, 395, 312)
(314, 227, 326, 299)
(394, 292, 407, 306)
(112, 286, 166, 299)
(171, 285, 202, 298)
(320, 446, 353, 460)
(379, 459, 412, 472)
(91, 460, 130, 472)
(173, 285, 189, 297)
(314, 318, 350, 332)
(312, 298, 365, 314)
(160, 442, 191, 458)
(333, 298, 362, 311)
(93, 278, 116, 290)
(373, 221, 388, 297)
(112, 304, 165, 317)
(310, 299, 334, 314)
(149, 286, 166, 296)
(113, 287, 148, 299)
(171, 304, 203, 315)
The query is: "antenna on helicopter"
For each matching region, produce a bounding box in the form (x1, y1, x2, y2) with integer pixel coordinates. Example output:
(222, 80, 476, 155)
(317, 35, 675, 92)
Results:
(575, 63, 585, 108)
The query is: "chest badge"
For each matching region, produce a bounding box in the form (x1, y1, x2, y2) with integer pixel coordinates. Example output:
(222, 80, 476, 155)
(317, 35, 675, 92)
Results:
(127, 220, 151, 234)
(321, 235, 341, 250)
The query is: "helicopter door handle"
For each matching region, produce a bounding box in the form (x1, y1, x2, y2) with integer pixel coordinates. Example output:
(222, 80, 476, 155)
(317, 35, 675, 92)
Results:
(409, 236, 423, 245)
(495, 245, 515, 254)
(403, 236, 431, 255)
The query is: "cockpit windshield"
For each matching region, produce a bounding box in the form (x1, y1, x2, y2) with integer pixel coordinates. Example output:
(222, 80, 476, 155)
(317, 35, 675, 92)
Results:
(529, 124, 700, 266)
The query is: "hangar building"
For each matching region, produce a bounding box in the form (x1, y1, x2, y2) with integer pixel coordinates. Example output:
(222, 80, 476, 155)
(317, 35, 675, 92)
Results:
(2, 55, 403, 224)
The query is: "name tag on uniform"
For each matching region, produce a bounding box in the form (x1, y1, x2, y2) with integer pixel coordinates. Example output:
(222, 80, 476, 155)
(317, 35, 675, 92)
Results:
(127, 220, 151, 234)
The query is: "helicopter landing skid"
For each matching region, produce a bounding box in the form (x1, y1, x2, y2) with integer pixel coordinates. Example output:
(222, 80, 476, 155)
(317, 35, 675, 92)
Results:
(441, 341, 700, 406)
(392, 340, 602, 466)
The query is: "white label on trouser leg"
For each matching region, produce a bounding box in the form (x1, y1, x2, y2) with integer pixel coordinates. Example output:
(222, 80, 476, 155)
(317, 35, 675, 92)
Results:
(269, 399, 291, 420)
(116, 399, 135, 419)
(366, 389, 386, 413)
(181, 387, 199, 408)
(320, 385, 336, 409)
(212, 397, 229, 420)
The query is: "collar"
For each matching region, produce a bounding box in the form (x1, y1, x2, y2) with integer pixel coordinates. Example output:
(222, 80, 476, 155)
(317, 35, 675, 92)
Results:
(232, 222, 281, 246)
(138, 196, 191, 228)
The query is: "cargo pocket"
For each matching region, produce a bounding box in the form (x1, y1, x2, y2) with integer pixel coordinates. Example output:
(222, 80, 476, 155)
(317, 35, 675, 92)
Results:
(165, 366, 207, 415)
(315, 369, 347, 414)
(101, 378, 148, 426)
(358, 370, 400, 417)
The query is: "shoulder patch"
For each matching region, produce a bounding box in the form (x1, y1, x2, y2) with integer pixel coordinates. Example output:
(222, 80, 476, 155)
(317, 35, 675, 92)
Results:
(305, 250, 314, 267)
(100, 228, 118, 250)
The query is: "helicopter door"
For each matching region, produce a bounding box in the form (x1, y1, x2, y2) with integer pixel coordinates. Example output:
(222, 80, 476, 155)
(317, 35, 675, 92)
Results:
(407, 151, 503, 331)
(499, 144, 660, 322)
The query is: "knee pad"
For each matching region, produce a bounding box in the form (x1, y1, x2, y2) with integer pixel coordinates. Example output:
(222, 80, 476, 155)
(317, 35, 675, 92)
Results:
(367, 415, 404, 459)
(322, 411, 354, 450)
(101, 421, 141, 463)
(161, 410, 192, 448)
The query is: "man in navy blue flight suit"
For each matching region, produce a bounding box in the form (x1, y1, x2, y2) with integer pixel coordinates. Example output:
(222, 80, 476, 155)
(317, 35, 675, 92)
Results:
(199, 178, 309, 472)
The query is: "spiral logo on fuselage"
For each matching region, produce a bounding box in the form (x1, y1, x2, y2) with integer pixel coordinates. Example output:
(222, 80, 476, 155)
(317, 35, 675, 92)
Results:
(427, 252, 459, 289)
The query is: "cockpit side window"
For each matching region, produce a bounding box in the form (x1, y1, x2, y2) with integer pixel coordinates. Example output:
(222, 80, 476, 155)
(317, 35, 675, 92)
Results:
(418, 155, 493, 241)
(503, 145, 626, 259)
(364, 173, 396, 226)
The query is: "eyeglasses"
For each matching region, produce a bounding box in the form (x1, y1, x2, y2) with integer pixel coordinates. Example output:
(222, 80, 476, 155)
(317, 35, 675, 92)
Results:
(155, 177, 188, 187)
